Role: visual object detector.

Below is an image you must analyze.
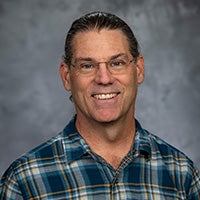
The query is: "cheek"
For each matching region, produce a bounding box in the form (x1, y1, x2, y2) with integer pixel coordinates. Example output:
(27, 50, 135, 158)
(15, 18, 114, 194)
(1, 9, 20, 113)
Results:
(70, 76, 91, 97)
(121, 70, 137, 87)
(123, 74, 138, 97)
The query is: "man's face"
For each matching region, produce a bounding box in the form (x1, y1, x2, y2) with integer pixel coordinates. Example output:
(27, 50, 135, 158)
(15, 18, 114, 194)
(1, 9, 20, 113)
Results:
(60, 29, 144, 124)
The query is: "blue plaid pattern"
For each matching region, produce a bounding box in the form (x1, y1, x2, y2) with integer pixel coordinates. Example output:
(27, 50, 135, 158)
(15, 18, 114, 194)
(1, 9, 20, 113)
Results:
(1, 117, 200, 199)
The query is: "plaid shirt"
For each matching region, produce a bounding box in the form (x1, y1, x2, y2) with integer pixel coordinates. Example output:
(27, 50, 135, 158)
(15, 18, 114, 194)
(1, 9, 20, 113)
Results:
(1, 117, 200, 199)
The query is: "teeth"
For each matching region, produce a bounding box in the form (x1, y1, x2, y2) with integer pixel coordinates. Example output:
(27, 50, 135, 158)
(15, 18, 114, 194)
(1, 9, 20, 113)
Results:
(93, 93, 118, 100)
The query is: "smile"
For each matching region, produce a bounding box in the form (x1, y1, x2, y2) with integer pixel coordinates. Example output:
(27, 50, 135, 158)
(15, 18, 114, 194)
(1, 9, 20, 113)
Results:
(92, 93, 119, 100)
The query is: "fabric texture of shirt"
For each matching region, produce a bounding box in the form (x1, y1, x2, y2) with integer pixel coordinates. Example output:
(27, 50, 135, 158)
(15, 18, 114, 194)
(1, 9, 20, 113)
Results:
(1, 116, 200, 199)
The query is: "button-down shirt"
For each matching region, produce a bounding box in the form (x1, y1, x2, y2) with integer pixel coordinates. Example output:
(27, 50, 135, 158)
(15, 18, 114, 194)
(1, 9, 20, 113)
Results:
(1, 117, 200, 199)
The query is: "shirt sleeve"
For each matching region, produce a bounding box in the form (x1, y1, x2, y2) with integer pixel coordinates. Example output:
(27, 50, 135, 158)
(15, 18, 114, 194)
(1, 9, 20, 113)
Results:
(0, 165, 23, 200)
(187, 167, 200, 199)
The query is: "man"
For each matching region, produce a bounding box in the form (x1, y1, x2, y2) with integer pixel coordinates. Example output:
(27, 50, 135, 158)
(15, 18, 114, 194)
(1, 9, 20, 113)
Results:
(0, 11, 200, 199)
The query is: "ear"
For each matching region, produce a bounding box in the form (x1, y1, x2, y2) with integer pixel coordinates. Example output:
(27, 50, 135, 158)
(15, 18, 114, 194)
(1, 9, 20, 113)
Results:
(136, 54, 144, 84)
(59, 61, 71, 91)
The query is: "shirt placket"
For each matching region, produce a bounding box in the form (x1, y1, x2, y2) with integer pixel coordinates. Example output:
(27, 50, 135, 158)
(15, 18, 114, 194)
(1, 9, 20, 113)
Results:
(110, 152, 134, 200)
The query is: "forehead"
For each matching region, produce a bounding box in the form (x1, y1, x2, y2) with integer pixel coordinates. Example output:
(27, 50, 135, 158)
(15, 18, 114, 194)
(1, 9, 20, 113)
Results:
(71, 29, 130, 59)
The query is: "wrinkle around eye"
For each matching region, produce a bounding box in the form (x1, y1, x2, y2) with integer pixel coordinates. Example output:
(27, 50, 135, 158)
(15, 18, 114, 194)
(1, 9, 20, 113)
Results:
(80, 63, 95, 70)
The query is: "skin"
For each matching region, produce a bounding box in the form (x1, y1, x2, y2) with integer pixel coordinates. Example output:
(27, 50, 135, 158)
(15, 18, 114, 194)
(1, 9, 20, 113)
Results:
(60, 29, 144, 169)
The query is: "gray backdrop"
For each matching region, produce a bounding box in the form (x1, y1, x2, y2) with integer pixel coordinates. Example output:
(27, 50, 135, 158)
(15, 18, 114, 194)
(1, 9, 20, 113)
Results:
(0, 0, 200, 176)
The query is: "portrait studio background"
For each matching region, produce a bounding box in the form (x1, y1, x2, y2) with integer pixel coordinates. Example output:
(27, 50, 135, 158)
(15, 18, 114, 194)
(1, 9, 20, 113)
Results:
(0, 0, 200, 176)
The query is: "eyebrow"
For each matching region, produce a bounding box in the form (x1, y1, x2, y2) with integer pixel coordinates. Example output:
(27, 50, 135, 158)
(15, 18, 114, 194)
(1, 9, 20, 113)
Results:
(110, 53, 128, 60)
(74, 53, 129, 64)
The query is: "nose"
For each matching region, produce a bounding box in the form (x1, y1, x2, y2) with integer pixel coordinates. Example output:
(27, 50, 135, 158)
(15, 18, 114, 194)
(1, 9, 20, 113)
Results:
(94, 63, 115, 85)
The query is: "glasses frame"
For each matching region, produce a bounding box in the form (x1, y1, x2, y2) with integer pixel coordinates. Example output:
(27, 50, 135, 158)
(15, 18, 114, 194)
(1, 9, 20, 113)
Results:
(70, 56, 135, 76)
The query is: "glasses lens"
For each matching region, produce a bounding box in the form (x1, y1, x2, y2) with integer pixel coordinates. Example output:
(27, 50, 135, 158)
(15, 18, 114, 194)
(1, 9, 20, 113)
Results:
(72, 56, 133, 75)
(108, 58, 129, 74)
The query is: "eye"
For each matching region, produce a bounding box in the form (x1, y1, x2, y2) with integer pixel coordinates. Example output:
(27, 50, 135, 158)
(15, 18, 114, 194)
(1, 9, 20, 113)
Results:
(110, 59, 126, 67)
(80, 63, 95, 70)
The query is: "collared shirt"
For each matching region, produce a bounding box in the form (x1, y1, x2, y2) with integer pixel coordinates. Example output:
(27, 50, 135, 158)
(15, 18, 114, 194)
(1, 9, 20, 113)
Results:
(1, 117, 200, 199)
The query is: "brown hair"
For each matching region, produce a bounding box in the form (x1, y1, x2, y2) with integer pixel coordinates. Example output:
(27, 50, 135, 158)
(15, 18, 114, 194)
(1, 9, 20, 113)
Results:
(63, 11, 140, 65)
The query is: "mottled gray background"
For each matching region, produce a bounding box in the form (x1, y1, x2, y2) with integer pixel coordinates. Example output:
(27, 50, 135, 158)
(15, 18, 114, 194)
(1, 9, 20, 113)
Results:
(0, 0, 200, 176)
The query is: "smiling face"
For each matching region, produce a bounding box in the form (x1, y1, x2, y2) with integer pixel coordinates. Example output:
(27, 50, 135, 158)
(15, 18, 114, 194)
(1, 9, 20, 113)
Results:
(60, 29, 144, 124)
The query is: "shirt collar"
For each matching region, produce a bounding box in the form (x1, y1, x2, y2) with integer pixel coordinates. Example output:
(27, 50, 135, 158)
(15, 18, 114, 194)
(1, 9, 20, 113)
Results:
(134, 119, 152, 159)
(62, 116, 89, 164)
(62, 117, 152, 164)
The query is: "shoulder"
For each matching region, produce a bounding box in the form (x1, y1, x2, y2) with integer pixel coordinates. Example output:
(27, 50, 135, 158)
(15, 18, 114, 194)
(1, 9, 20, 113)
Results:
(2, 132, 65, 179)
(147, 130, 193, 165)
(148, 131, 200, 196)
(136, 120, 200, 198)
(142, 128, 198, 179)
(1, 117, 78, 180)
(136, 119, 197, 174)
(0, 131, 66, 198)
(136, 120, 194, 168)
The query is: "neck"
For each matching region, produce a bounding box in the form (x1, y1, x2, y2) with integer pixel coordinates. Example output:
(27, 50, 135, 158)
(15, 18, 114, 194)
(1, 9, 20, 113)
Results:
(75, 114, 136, 169)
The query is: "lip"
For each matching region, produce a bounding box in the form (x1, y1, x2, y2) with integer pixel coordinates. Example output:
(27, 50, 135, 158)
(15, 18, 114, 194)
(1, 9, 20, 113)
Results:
(91, 92, 120, 100)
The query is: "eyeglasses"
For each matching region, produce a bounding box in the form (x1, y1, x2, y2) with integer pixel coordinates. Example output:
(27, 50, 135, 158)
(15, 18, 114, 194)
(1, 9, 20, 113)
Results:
(70, 56, 135, 76)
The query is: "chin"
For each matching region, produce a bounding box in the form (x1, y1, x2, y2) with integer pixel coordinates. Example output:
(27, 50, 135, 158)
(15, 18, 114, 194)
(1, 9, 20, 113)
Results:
(93, 113, 120, 124)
